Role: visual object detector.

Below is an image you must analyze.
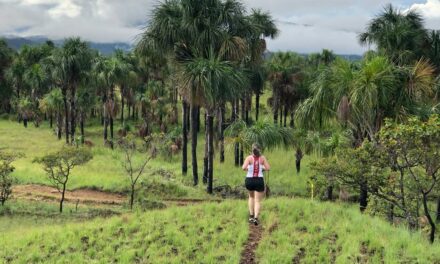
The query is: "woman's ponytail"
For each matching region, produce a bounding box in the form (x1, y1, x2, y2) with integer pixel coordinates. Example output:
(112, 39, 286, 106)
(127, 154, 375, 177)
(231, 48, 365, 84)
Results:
(252, 143, 261, 157)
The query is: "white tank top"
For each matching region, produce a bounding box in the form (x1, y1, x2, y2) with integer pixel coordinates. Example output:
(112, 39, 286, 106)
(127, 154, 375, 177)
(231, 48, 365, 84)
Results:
(246, 155, 264, 178)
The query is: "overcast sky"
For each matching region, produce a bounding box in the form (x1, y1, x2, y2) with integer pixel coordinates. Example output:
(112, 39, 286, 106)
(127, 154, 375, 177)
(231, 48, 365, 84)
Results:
(1, 0, 440, 54)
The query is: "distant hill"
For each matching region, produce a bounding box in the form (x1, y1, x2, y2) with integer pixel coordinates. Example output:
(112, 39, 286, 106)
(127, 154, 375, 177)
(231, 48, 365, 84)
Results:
(2, 35, 132, 55)
(263, 51, 363, 61)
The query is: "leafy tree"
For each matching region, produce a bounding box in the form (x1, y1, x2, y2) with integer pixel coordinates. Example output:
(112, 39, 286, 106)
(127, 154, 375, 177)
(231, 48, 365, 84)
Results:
(372, 116, 440, 243)
(0, 152, 20, 206)
(34, 147, 93, 213)
(118, 134, 163, 209)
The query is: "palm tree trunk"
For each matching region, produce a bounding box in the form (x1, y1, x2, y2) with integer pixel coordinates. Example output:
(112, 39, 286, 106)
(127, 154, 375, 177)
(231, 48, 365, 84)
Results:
(234, 99, 239, 167)
(436, 197, 440, 223)
(110, 116, 114, 149)
(359, 180, 368, 212)
(255, 92, 260, 121)
(127, 102, 131, 121)
(290, 110, 295, 128)
(49, 114, 53, 128)
(206, 111, 214, 194)
(239, 145, 244, 165)
(241, 97, 245, 123)
(62, 88, 69, 144)
(70, 85, 76, 144)
(182, 101, 188, 175)
(219, 103, 225, 163)
(196, 107, 200, 132)
(80, 112, 85, 144)
(57, 112, 62, 140)
(203, 111, 208, 184)
(283, 105, 288, 127)
(274, 106, 278, 125)
(103, 104, 108, 145)
(327, 185, 333, 201)
(191, 104, 198, 185)
(121, 94, 125, 124)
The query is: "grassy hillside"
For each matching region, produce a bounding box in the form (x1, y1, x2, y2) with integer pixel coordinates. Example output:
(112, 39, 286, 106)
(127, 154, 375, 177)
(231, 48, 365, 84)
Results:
(0, 118, 313, 197)
(258, 199, 440, 264)
(2, 199, 439, 263)
(1, 201, 248, 263)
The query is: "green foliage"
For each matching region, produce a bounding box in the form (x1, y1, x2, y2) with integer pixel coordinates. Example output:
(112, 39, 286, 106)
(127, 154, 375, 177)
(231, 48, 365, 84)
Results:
(34, 147, 93, 212)
(0, 152, 21, 206)
(225, 119, 294, 152)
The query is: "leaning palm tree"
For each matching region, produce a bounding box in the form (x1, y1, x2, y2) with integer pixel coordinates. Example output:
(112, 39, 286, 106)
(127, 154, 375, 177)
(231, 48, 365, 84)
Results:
(179, 53, 247, 193)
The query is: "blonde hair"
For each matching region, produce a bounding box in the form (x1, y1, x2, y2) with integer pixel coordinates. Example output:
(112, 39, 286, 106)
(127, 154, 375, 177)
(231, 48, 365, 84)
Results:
(252, 143, 261, 157)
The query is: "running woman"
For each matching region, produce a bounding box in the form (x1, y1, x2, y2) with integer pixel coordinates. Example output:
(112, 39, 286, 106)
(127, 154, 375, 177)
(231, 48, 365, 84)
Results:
(242, 143, 270, 226)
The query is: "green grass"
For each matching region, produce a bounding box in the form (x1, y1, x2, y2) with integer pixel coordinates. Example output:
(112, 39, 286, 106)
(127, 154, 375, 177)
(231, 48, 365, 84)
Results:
(0, 200, 248, 263)
(0, 118, 313, 197)
(2, 199, 440, 263)
(258, 198, 440, 264)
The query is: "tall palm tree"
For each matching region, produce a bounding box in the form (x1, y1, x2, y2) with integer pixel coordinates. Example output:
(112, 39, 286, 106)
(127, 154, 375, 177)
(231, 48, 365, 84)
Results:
(61, 38, 93, 144)
(359, 4, 427, 65)
(47, 40, 91, 144)
(95, 55, 132, 148)
(137, 0, 264, 185)
(0, 39, 13, 113)
(179, 53, 247, 193)
(267, 52, 306, 127)
(40, 88, 64, 139)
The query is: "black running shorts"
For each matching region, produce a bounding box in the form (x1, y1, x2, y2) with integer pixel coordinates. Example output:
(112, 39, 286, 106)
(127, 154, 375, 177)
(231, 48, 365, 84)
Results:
(245, 177, 265, 192)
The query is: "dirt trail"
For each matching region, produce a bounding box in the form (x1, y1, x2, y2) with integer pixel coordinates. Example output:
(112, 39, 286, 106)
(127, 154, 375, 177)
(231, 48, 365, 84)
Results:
(240, 223, 263, 264)
(12, 185, 126, 205)
(12, 184, 221, 206)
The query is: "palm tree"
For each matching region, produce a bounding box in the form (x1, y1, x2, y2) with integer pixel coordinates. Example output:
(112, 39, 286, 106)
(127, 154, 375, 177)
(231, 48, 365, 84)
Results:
(225, 119, 294, 152)
(5, 54, 25, 99)
(47, 39, 92, 144)
(61, 38, 93, 144)
(359, 4, 427, 65)
(179, 53, 247, 193)
(267, 52, 306, 127)
(0, 39, 13, 113)
(40, 88, 64, 139)
(137, 0, 260, 183)
(24, 63, 47, 101)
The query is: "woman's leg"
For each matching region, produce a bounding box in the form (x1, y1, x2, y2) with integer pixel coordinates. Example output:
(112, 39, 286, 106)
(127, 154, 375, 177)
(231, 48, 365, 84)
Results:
(248, 191, 255, 216)
(254, 191, 264, 219)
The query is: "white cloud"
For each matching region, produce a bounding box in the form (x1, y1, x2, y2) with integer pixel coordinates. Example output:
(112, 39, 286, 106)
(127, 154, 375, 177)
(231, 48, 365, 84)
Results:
(410, 0, 440, 18)
(48, 0, 81, 18)
(0, 0, 437, 53)
(408, 0, 440, 29)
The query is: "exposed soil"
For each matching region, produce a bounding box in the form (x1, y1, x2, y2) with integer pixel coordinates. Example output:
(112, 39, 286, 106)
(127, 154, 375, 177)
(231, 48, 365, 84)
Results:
(12, 184, 126, 205)
(240, 223, 263, 264)
(12, 184, 220, 207)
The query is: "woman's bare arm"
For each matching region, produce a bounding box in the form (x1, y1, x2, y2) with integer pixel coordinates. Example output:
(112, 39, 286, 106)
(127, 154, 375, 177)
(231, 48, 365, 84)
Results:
(242, 156, 250, 171)
(262, 156, 270, 171)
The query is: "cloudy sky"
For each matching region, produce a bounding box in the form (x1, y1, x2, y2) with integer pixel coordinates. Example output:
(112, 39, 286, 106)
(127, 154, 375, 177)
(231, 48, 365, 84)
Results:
(1, 0, 440, 54)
